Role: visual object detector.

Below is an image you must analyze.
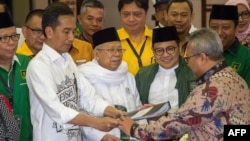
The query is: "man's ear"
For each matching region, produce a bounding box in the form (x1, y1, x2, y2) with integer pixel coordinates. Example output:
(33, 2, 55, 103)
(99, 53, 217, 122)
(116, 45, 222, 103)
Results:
(21, 26, 27, 38)
(94, 49, 100, 60)
(45, 27, 53, 39)
(199, 52, 208, 64)
(77, 15, 82, 24)
(180, 42, 188, 57)
(164, 10, 168, 21)
(153, 13, 157, 21)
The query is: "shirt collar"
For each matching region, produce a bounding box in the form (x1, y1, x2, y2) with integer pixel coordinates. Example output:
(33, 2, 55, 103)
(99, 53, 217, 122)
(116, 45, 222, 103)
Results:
(196, 61, 228, 85)
(43, 43, 72, 64)
(159, 64, 178, 74)
(19, 41, 34, 57)
(189, 24, 197, 33)
(158, 23, 165, 28)
(12, 55, 21, 66)
(79, 34, 91, 43)
(118, 25, 152, 40)
(0, 55, 20, 71)
(224, 37, 239, 56)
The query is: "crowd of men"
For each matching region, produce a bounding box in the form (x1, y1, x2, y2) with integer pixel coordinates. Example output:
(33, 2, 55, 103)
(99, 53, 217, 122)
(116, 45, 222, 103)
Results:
(0, 0, 250, 141)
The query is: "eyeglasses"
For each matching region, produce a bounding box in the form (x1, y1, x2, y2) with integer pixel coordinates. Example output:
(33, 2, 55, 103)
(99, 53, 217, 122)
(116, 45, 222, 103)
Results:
(0, 34, 20, 43)
(26, 25, 43, 36)
(97, 48, 126, 55)
(238, 11, 250, 19)
(183, 54, 199, 63)
(154, 46, 176, 56)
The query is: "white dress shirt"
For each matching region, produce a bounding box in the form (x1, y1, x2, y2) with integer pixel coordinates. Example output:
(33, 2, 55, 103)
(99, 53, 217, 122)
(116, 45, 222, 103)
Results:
(26, 44, 110, 141)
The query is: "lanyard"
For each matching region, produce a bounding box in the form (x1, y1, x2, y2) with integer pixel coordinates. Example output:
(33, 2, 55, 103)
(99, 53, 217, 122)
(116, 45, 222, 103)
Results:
(126, 36, 148, 68)
(0, 62, 16, 108)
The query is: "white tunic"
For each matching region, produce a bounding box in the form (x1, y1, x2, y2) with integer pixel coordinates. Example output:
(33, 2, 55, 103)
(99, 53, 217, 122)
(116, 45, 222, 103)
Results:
(26, 44, 110, 141)
(149, 65, 179, 110)
(78, 60, 142, 141)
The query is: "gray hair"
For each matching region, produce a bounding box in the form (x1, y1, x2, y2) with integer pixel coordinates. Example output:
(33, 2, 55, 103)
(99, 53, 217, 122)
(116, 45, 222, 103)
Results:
(95, 44, 103, 49)
(186, 28, 223, 61)
(80, 0, 104, 14)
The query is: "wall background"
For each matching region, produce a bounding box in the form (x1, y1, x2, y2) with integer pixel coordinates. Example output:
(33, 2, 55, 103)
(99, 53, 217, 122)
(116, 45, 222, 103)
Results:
(11, 0, 250, 28)
(103, 0, 201, 29)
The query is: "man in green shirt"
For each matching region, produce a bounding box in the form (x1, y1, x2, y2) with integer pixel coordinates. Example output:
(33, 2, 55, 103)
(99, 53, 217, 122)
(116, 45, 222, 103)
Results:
(0, 12, 32, 141)
(136, 26, 195, 109)
(209, 5, 250, 88)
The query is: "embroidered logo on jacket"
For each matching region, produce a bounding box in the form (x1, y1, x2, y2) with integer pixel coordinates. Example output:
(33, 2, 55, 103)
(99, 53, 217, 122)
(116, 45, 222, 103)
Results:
(20, 70, 26, 79)
(231, 62, 241, 72)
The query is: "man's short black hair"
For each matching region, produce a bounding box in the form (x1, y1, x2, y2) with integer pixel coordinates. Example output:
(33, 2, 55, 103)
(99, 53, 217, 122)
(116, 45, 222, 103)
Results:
(167, 0, 193, 14)
(118, 0, 149, 13)
(25, 9, 45, 23)
(42, 2, 74, 37)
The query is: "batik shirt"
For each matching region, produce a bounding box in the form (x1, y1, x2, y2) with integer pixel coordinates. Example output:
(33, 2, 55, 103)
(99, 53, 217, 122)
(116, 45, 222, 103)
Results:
(133, 61, 250, 141)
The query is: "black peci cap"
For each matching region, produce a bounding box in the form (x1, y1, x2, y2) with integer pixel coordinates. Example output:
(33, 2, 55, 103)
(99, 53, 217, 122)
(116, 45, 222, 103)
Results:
(153, 26, 179, 44)
(209, 5, 238, 21)
(0, 12, 14, 29)
(92, 27, 120, 48)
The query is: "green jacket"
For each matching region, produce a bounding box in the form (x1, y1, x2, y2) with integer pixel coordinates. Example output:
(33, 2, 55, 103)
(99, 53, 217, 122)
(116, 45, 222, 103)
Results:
(135, 57, 196, 106)
(0, 54, 32, 141)
(224, 38, 250, 88)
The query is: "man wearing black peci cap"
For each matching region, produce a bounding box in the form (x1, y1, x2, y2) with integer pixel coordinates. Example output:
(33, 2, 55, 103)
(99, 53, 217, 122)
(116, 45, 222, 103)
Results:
(209, 4, 250, 88)
(135, 28, 195, 141)
(79, 27, 144, 141)
(152, 0, 169, 28)
(91, 27, 120, 48)
(0, 12, 32, 141)
(118, 27, 250, 141)
(135, 25, 195, 141)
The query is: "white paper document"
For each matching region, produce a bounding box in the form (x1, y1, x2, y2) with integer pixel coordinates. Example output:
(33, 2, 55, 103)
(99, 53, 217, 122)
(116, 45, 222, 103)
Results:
(126, 101, 171, 120)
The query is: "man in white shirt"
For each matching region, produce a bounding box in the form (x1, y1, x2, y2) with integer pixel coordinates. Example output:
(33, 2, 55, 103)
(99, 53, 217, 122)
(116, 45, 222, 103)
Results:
(165, 0, 197, 48)
(79, 27, 142, 141)
(26, 3, 121, 141)
(136, 26, 195, 111)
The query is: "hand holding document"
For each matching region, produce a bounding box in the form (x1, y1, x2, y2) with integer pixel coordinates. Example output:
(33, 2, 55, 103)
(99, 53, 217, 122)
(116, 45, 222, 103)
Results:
(126, 102, 171, 120)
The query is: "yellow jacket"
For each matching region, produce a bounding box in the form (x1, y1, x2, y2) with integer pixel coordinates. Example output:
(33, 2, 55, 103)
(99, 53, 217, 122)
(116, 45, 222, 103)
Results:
(69, 38, 93, 64)
(117, 26, 154, 75)
(16, 41, 34, 57)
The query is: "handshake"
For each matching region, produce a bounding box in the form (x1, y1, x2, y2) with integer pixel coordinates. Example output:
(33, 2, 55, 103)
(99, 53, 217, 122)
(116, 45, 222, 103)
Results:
(98, 104, 154, 137)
